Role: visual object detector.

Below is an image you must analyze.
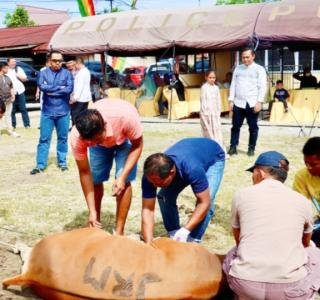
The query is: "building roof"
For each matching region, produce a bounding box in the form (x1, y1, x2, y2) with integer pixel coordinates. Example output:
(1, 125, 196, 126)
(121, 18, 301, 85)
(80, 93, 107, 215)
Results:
(0, 24, 60, 53)
(19, 5, 69, 26)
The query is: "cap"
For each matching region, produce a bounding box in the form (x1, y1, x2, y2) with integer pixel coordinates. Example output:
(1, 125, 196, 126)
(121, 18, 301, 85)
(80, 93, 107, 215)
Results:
(246, 151, 289, 172)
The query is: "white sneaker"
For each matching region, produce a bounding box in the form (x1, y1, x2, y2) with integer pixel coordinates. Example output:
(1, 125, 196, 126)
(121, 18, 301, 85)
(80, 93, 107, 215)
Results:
(9, 131, 20, 138)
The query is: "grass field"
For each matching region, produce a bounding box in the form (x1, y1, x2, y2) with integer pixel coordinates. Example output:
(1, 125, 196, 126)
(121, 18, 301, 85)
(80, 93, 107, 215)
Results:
(0, 113, 319, 299)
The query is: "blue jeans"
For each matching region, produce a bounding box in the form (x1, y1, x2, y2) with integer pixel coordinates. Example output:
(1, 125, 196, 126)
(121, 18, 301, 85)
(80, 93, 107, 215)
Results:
(230, 103, 259, 150)
(89, 140, 137, 184)
(157, 159, 225, 242)
(36, 113, 70, 169)
(11, 92, 30, 128)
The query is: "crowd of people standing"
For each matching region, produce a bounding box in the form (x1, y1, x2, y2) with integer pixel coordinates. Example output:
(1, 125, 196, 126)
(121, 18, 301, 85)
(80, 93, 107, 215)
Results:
(0, 57, 31, 138)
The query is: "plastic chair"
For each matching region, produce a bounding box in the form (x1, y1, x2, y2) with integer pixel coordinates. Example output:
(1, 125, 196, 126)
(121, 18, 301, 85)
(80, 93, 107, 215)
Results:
(163, 87, 189, 120)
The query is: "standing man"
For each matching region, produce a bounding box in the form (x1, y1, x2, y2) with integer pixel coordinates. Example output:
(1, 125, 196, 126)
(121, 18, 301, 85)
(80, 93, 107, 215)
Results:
(65, 57, 76, 76)
(228, 47, 267, 156)
(0, 62, 18, 137)
(7, 57, 30, 129)
(70, 99, 143, 235)
(69, 57, 92, 125)
(30, 51, 73, 174)
(223, 151, 320, 299)
(141, 138, 225, 243)
(293, 137, 320, 246)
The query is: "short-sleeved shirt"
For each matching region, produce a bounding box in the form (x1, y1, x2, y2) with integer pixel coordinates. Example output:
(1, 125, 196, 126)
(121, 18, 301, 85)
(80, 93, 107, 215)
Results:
(273, 88, 289, 102)
(7, 67, 26, 95)
(70, 99, 142, 160)
(293, 167, 320, 202)
(230, 178, 313, 283)
(142, 138, 225, 198)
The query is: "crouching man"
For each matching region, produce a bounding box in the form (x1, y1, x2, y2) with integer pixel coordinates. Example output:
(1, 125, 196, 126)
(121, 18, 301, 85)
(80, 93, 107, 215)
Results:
(223, 151, 320, 299)
(70, 99, 143, 235)
(141, 137, 225, 243)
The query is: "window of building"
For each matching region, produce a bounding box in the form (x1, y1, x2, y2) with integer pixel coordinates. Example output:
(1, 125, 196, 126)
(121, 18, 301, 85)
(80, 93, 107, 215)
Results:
(313, 50, 320, 70)
(255, 50, 265, 67)
(267, 48, 294, 72)
(298, 50, 312, 70)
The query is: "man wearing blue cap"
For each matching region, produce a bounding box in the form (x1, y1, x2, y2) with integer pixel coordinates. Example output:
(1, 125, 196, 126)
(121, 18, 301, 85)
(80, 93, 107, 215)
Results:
(223, 151, 320, 299)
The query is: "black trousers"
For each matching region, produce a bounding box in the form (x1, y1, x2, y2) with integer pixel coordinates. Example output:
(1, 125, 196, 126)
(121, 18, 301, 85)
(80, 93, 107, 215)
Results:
(230, 103, 259, 150)
(70, 102, 89, 126)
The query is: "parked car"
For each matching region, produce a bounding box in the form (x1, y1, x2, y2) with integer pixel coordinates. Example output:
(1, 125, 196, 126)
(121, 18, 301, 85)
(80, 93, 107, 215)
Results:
(146, 61, 172, 81)
(193, 59, 210, 73)
(121, 66, 146, 87)
(84, 61, 119, 85)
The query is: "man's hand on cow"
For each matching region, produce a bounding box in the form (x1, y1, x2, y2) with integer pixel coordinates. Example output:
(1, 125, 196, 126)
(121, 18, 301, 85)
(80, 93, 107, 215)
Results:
(88, 213, 102, 229)
(112, 177, 126, 196)
(172, 227, 190, 242)
(254, 102, 262, 113)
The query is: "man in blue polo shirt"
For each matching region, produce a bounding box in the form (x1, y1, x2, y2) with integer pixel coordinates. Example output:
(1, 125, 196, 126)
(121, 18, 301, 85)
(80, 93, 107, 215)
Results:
(141, 138, 225, 243)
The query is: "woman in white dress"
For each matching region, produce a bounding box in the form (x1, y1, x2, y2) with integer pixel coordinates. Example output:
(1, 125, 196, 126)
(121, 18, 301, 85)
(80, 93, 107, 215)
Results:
(200, 70, 225, 151)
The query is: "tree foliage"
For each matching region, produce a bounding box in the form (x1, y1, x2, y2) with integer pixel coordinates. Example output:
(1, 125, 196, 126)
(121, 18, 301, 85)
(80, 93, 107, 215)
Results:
(131, 0, 138, 9)
(99, 0, 137, 14)
(4, 7, 36, 27)
(216, 0, 279, 4)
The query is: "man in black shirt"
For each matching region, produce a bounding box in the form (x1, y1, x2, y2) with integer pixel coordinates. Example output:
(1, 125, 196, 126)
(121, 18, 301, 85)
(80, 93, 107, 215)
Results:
(293, 66, 317, 89)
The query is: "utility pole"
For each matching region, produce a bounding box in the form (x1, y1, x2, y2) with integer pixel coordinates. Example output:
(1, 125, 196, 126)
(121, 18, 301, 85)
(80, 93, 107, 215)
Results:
(106, 0, 113, 12)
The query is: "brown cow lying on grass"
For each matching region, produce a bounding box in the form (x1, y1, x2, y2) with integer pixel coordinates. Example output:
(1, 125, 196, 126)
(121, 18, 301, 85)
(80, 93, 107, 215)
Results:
(2, 228, 225, 299)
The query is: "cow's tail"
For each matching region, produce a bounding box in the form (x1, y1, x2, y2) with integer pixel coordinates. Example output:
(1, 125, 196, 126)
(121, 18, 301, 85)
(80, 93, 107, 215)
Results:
(2, 274, 29, 288)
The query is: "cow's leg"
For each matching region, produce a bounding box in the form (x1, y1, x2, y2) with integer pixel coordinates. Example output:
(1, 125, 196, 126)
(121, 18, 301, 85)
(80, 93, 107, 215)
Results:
(115, 182, 132, 235)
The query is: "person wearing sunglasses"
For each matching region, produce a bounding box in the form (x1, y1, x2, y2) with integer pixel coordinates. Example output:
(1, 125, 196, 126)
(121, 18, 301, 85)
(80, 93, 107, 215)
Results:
(30, 50, 74, 175)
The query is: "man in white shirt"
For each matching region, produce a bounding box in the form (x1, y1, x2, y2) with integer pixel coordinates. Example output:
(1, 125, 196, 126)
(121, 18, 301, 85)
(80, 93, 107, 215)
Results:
(69, 57, 92, 125)
(223, 151, 320, 299)
(228, 48, 267, 156)
(7, 57, 30, 129)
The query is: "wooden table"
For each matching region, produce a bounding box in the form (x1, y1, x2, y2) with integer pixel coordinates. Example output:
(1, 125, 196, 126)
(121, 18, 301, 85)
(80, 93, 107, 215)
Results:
(184, 87, 230, 114)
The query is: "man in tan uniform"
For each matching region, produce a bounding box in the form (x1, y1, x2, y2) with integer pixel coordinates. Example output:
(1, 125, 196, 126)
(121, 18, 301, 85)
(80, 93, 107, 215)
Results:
(223, 151, 320, 299)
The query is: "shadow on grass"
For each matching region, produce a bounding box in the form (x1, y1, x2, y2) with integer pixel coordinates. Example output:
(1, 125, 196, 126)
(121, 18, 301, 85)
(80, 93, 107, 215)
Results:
(64, 210, 168, 239)
(153, 221, 167, 238)
(213, 203, 232, 235)
(63, 210, 116, 234)
(2, 287, 41, 299)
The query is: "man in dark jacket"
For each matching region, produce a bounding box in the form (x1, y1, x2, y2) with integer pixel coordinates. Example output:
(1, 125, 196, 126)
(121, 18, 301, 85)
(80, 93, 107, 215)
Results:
(293, 66, 318, 89)
(30, 51, 73, 174)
